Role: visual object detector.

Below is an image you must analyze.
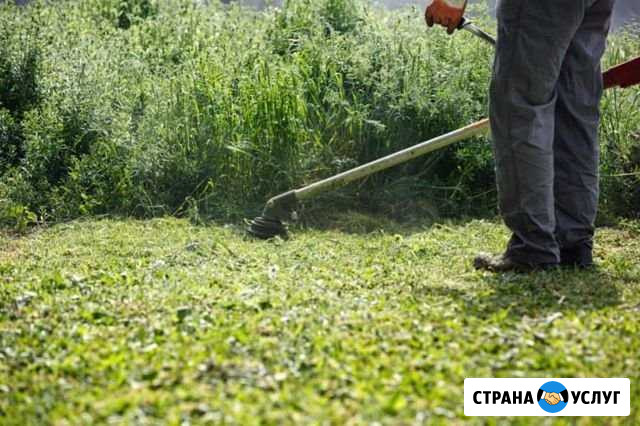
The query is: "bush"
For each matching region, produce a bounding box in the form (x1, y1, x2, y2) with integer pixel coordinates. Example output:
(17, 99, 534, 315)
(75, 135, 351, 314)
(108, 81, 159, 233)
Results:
(0, 0, 638, 228)
(0, 20, 40, 174)
(0, 109, 21, 174)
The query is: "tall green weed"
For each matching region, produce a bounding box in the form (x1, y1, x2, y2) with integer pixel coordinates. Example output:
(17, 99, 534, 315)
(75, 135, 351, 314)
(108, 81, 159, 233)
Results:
(0, 0, 638, 228)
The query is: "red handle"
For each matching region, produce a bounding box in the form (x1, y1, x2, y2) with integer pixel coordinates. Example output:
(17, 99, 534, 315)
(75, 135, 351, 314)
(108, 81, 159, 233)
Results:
(603, 57, 640, 89)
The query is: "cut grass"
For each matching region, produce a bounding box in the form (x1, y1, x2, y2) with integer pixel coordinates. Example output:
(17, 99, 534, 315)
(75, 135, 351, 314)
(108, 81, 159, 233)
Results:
(1, 217, 639, 424)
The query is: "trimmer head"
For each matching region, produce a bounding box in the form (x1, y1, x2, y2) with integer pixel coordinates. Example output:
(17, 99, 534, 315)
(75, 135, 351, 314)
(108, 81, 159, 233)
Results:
(246, 190, 298, 240)
(246, 215, 288, 239)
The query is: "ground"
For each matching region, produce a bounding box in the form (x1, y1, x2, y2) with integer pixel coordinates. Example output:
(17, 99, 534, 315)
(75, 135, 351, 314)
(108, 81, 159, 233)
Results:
(0, 217, 638, 424)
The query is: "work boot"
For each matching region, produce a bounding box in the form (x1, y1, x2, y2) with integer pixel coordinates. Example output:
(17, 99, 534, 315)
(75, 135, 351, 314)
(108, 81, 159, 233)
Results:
(473, 253, 557, 273)
(560, 246, 594, 269)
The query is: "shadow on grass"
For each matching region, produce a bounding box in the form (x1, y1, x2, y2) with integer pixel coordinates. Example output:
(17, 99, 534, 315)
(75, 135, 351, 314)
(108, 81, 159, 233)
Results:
(286, 184, 496, 236)
(292, 207, 493, 237)
(416, 268, 621, 320)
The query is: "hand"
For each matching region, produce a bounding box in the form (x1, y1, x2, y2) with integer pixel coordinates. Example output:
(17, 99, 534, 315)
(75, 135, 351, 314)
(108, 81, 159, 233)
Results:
(424, 0, 468, 34)
(544, 392, 561, 405)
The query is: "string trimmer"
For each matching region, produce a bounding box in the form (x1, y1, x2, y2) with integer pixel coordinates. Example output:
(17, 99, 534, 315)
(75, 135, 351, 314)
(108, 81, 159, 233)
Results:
(247, 19, 640, 239)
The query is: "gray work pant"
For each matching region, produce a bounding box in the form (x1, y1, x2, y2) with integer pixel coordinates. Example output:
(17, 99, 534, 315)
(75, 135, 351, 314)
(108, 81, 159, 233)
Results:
(490, 0, 615, 264)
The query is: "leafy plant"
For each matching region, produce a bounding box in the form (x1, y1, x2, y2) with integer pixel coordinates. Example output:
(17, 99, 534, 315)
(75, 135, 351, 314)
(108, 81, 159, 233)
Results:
(0, 0, 638, 226)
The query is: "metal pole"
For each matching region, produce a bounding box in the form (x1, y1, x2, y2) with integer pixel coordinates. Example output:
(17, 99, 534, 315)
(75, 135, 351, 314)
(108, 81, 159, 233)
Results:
(295, 118, 490, 200)
(459, 18, 497, 46)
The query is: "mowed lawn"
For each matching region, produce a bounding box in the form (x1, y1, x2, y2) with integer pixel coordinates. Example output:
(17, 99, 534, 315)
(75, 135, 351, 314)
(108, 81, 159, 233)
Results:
(1, 217, 638, 424)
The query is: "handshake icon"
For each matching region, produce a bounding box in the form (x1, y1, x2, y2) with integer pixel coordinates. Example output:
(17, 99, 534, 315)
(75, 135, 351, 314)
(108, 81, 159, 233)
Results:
(541, 391, 564, 405)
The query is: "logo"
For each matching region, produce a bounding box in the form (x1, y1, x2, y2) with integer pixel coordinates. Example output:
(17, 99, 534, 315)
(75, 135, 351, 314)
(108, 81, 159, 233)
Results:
(464, 378, 630, 416)
(537, 381, 568, 413)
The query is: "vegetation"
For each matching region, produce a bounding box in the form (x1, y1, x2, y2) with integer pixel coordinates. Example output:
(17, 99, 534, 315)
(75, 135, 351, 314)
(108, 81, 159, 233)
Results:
(2, 1, 639, 423)
(0, 0, 637, 228)
(1, 217, 639, 424)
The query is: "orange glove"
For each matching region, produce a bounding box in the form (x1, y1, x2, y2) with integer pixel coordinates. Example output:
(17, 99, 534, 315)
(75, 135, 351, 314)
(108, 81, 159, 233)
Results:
(425, 0, 467, 34)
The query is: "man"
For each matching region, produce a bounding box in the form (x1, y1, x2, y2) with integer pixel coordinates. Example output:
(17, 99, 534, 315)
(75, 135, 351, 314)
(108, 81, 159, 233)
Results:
(426, 0, 616, 272)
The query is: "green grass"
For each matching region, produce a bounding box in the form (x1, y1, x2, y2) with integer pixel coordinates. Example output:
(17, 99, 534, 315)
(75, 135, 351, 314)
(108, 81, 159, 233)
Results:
(1, 217, 638, 424)
(1, 1, 638, 423)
